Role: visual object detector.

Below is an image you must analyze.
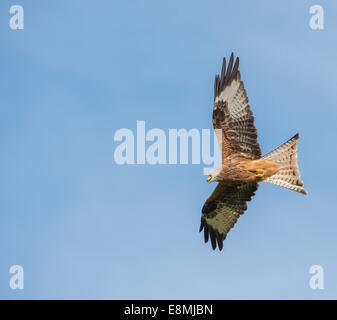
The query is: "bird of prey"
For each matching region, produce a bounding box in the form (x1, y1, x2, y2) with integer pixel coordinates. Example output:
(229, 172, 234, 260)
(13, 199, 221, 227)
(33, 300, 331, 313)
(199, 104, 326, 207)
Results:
(199, 53, 307, 251)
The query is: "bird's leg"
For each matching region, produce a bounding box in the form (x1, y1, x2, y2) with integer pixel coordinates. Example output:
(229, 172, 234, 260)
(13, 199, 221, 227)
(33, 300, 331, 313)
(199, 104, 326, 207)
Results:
(255, 168, 264, 178)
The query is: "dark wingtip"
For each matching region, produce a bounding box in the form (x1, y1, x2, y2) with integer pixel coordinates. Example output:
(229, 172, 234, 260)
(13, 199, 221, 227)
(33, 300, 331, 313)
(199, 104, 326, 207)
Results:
(215, 53, 241, 99)
(209, 229, 217, 250)
(217, 239, 223, 251)
(220, 57, 226, 80)
(294, 133, 300, 140)
(204, 225, 209, 243)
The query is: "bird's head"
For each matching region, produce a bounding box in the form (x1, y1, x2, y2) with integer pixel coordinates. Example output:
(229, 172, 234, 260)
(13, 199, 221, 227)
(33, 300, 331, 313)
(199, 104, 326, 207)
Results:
(206, 167, 222, 183)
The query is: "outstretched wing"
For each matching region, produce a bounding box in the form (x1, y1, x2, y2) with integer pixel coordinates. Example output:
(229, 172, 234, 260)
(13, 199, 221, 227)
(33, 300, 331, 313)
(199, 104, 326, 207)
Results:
(213, 53, 261, 163)
(199, 182, 258, 251)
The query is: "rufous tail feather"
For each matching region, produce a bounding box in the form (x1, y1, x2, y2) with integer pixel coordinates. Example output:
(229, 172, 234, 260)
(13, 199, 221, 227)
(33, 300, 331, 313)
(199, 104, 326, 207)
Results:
(262, 133, 307, 195)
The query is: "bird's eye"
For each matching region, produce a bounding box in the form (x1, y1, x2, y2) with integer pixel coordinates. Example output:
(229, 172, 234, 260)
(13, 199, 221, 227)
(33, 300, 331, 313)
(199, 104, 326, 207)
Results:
(207, 175, 212, 182)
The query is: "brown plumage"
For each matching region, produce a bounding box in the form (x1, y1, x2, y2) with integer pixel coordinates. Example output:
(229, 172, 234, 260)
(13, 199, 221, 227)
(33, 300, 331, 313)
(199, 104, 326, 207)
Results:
(200, 53, 307, 251)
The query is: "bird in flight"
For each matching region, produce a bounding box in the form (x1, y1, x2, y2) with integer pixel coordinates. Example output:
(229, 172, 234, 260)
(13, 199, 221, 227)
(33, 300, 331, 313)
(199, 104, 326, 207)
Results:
(199, 53, 307, 251)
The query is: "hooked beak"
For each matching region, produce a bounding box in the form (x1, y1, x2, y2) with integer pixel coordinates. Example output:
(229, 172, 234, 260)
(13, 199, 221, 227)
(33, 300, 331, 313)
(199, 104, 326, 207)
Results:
(207, 175, 212, 182)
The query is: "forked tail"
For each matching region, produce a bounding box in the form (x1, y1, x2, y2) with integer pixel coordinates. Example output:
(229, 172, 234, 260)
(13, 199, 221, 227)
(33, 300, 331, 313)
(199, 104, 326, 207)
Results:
(262, 133, 307, 195)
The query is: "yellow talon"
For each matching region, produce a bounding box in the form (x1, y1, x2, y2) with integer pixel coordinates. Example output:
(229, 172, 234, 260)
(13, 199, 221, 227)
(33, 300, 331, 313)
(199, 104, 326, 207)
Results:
(255, 169, 264, 178)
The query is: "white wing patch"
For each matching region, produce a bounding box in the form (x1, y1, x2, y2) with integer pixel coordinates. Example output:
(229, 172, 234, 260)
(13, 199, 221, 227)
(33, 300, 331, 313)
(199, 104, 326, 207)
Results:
(216, 77, 249, 121)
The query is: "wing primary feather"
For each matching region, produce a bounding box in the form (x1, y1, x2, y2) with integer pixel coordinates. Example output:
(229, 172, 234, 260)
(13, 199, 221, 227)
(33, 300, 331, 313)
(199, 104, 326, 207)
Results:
(210, 229, 217, 250)
(214, 75, 219, 101)
(216, 232, 223, 251)
(216, 76, 221, 98)
(220, 57, 226, 91)
(231, 57, 239, 80)
(224, 52, 234, 85)
(204, 224, 209, 243)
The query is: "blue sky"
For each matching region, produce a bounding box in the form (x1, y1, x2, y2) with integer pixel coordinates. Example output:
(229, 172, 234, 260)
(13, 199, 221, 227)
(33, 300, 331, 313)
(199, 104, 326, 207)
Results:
(0, 0, 337, 299)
